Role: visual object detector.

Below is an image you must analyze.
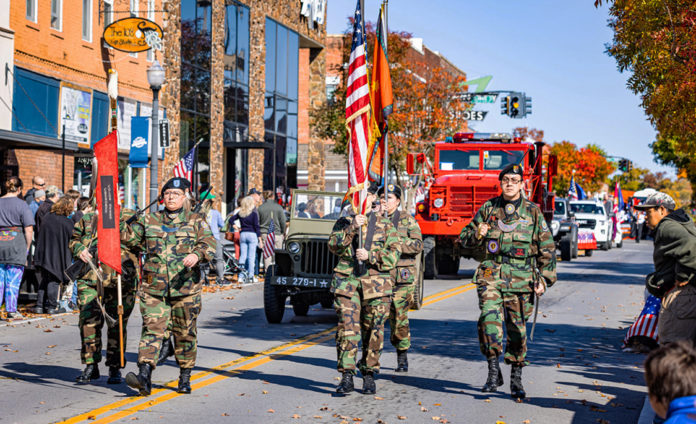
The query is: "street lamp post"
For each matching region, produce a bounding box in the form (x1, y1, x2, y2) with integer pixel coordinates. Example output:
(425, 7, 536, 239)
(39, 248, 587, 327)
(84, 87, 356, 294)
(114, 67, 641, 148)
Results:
(147, 60, 165, 212)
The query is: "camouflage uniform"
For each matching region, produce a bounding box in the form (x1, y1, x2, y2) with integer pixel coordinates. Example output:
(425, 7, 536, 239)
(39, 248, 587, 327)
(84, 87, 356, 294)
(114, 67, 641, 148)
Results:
(328, 212, 401, 374)
(460, 196, 556, 366)
(70, 210, 139, 368)
(387, 210, 423, 351)
(121, 208, 215, 369)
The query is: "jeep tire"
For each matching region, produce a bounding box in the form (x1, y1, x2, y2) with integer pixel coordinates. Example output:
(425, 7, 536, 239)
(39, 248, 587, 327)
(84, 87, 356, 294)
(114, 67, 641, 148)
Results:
(292, 300, 310, 317)
(423, 236, 437, 279)
(560, 235, 573, 262)
(263, 265, 286, 324)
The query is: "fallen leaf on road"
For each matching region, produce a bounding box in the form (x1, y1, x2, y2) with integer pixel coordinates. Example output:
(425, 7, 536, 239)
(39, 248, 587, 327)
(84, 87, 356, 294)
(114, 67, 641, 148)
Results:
(353, 418, 362, 422)
(262, 390, 268, 394)
(47, 345, 56, 348)
(590, 407, 607, 412)
(43, 329, 52, 333)
(313, 416, 322, 419)
(557, 363, 561, 368)
(484, 399, 491, 403)
(267, 409, 274, 413)
(40, 401, 45, 404)
(319, 407, 328, 411)
(523, 420, 531, 424)
(374, 396, 384, 400)
(53, 325, 60, 328)
(433, 403, 441, 406)
(221, 413, 229, 416)
(431, 417, 440, 421)
(421, 406, 428, 412)
(398, 416, 407, 420)
(292, 414, 300, 419)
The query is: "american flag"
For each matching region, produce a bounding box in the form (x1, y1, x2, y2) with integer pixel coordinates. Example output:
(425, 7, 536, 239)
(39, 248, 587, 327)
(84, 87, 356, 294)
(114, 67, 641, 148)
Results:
(568, 174, 578, 201)
(173, 146, 196, 183)
(344, 0, 371, 213)
(623, 294, 661, 347)
(263, 219, 276, 259)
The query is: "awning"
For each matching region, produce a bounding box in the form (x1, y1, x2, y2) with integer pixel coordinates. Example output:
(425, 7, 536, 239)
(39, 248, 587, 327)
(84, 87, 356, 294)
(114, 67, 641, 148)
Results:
(0, 129, 80, 152)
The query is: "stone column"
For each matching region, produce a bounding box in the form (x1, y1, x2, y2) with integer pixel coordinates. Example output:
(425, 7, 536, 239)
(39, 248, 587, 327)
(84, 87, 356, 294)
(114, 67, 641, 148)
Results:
(209, 0, 225, 209)
(247, 3, 266, 191)
(307, 48, 326, 191)
(160, 0, 181, 186)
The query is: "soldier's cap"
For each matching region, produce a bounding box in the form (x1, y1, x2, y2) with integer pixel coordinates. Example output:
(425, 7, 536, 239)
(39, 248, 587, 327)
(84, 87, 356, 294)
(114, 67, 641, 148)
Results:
(161, 177, 191, 196)
(367, 181, 381, 195)
(634, 192, 676, 211)
(378, 184, 402, 199)
(498, 164, 524, 181)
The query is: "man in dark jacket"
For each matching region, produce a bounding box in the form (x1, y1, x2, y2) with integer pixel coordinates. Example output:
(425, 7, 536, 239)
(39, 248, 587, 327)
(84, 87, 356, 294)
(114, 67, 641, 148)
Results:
(636, 192, 696, 345)
(257, 190, 286, 271)
(34, 185, 59, 235)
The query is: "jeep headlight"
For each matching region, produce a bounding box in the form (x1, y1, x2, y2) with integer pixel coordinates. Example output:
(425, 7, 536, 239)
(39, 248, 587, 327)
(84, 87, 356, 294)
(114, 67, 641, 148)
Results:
(433, 198, 444, 208)
(288, 241, 301, 254)
(550, 220, 560, 235)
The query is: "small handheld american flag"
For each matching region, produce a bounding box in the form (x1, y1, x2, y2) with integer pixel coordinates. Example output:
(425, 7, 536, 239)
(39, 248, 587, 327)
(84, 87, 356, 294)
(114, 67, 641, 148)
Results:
(623, 294, 661, 347)
(263, 219, 276, 260)
(173, 146, 196, 183)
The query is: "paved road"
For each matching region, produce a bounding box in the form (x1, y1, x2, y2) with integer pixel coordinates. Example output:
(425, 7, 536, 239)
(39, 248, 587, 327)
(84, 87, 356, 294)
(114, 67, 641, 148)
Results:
(1, 242, 653, 424)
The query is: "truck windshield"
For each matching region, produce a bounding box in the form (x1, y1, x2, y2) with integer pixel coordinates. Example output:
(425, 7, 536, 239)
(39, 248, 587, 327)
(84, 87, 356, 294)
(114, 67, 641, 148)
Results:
(483, 150, 526, 170)
(439, 150, 479, 170)
(570, 203, 604, 214)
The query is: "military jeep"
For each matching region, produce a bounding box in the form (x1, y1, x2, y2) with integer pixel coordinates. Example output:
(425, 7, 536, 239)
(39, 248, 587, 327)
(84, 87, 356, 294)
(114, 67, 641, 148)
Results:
(263, 190, 346, 323)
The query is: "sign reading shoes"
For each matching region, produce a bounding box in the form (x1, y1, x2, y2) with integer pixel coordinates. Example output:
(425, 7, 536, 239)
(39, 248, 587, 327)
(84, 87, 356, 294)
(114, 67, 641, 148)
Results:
(103, 17, 163, 53)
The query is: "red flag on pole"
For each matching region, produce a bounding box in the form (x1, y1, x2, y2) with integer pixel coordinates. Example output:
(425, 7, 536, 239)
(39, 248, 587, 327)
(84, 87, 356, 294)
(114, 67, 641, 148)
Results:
(94, 130, 121, 274)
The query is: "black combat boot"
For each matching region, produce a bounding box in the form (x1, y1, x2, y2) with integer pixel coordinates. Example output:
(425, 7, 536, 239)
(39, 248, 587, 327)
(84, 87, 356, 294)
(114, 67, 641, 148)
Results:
(481, 357, 503, 393)
(396, 350, 408, 372)
(76, 364, 100, 384)
(510, 364, 526, 399)
(157, 337, 174, 366)
(126, 363, 152, 396)
(362, 372, 376, 395)
(107, 366, 122, 384)
(335, 372, 354, 394)
(177, 368, 192, 394)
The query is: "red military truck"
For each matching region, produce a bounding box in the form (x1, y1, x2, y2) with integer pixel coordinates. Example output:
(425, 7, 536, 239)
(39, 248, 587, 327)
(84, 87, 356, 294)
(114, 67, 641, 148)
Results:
(408, 132, 558, 278)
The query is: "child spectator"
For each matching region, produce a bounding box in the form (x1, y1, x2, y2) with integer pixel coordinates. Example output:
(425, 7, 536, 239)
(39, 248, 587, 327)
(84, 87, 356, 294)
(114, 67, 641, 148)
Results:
(644, 341, 696, 423)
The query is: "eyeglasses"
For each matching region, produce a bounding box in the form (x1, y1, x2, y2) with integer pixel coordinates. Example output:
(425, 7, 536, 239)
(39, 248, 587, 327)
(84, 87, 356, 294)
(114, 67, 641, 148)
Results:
(163, 191, 184, 198)
(501, 178, 522, 185)
(37, 183, 45, 187)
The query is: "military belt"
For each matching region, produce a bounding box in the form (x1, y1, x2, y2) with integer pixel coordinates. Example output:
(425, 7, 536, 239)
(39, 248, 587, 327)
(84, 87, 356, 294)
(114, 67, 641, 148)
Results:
(487, 255, 533, 267)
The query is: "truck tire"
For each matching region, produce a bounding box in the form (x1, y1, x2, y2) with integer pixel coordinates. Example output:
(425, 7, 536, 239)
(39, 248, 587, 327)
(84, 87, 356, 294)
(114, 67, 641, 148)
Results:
(292, 301, 310, 317)
(320, 296, 334, 309)
(585, 249, 593, 257)
(602, 241, 610, 251)
(560, 236, 573, 262)
(411, 253, 425, 310)
(423, 236, 437, 279)
(263, 265, 286, 324)
(437, 255, 460, 275)
(572, 229, 579, 258)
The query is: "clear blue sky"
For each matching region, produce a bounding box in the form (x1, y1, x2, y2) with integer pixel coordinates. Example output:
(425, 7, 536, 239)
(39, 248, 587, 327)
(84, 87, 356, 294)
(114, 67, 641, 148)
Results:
(327, 0, 674, 176)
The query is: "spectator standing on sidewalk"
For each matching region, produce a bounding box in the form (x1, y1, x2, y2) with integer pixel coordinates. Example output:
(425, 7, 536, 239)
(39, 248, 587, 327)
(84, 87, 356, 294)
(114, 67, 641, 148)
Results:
(29, 189, 45, 216)
(636, 192, 696, 345)
(0, 177, 34, 320)
(201, 192, 226, 285)
(636, 210, 646, 243)
(258, 190, 286, 272)
(24, 176, 45, 205)
(228, 196, 260, 283)
(35, 185, 59, 235)
(33, 197, 76, 314)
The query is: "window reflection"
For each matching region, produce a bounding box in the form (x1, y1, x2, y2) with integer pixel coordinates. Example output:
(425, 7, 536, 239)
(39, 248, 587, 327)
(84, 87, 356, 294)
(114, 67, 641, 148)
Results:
(224, 2, 250, 139)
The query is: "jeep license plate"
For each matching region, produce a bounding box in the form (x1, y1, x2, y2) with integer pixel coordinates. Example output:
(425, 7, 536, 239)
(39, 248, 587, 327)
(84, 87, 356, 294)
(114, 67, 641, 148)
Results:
(270, 276, 331, 289)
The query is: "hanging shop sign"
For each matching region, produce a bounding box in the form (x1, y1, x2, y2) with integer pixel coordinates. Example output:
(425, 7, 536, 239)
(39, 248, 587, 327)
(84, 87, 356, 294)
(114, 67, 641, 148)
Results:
(59, 82, 93, 148)
(103, 17, 163, 53)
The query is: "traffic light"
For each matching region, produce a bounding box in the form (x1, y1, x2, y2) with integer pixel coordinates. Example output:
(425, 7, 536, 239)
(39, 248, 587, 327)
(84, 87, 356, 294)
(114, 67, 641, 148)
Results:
(509, 93, 521, 118)
(524, 96, 532, 117)
(501, 95, 510, 116)
(618, 158, 633, 172)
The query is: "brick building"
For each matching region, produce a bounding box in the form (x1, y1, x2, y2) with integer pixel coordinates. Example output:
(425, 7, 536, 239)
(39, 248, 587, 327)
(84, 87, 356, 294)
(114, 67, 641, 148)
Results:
(2, 0, 166, 207)
(297, 34, 468, 192)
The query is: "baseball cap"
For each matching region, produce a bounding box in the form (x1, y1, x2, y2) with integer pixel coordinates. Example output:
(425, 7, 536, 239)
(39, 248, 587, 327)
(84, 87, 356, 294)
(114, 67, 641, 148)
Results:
(248, 188, 260, 196)
(634, 192, 676, 211)
(34, 189, 46, 198)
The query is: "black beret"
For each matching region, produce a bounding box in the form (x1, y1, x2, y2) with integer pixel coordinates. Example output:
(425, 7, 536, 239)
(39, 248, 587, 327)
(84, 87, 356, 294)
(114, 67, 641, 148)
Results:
(367, 181, 381, 195)
(378, 183, 402, 199)
(498, 164, 524, 181)
(161, 177, 191, 196)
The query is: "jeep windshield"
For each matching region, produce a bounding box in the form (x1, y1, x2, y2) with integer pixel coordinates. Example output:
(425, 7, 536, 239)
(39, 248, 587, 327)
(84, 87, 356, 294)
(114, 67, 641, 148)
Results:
(570, 203, 604, 215)
(554, 200, 566, 216)
(293, 193, 348, 220)
(438, 149, 525, 171)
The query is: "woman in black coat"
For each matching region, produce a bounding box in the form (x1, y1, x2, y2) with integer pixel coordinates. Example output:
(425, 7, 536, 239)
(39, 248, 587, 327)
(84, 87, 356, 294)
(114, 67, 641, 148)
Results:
(33, 197, 76, 314)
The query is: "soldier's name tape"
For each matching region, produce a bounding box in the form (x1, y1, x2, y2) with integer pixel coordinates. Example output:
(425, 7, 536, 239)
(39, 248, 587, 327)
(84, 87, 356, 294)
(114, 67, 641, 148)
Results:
(60, 283, 474, 424)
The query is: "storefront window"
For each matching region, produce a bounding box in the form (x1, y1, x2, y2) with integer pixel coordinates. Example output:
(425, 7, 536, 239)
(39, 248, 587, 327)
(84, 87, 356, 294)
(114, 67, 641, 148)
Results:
(223, 2, 250, 141)
(264, 18, 299, 190)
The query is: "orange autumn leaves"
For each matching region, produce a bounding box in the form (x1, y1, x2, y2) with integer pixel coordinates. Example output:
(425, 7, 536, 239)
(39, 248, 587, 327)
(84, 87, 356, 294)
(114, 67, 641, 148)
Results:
(550, 141, 616, 195)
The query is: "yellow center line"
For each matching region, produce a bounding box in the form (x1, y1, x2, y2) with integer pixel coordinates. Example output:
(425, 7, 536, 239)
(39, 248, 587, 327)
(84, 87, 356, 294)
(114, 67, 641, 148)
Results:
(61, 283, 476, 423)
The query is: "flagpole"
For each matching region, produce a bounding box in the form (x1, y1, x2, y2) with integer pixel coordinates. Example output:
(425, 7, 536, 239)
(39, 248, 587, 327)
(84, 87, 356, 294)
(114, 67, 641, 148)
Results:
(382, 1, 389, 217)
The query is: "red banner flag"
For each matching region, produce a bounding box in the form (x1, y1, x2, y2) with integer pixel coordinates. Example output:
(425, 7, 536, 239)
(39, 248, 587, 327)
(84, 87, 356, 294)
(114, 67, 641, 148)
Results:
(94, 130, 121, 274)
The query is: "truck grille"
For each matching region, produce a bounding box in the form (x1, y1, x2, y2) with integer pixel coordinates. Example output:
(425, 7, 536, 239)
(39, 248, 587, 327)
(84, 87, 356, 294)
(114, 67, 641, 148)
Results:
(300, 240, 338, 276)
(578, 219, 596, 229)
(448, 186, 499, 216)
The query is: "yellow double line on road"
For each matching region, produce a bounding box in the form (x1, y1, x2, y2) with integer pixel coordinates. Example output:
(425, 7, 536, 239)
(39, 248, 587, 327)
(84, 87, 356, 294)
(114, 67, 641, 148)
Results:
(59, 283, 474, 424)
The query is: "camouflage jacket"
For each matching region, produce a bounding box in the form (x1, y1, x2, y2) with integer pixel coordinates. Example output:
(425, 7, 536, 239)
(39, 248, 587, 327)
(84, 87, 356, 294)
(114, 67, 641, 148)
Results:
(388, 210, 423, 285)
(69, 210, 139, 287)
(328, 212, 401, 299)
(121, 208, 215, 297)
(459, 196, 557, 292)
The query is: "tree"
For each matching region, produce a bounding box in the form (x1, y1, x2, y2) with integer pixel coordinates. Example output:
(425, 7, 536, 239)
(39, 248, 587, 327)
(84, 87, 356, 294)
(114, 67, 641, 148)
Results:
(310, 22, 468, 179)
(600, 0, 696, 202)
(549, 141, 616, 195)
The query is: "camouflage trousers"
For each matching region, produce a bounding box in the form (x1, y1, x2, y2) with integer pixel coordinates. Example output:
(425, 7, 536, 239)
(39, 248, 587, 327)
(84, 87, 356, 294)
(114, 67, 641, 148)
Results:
(138, 292, 202, 369)
(334, 291, 389, 375)
(77, 279, 136, 367)
(477, 283, 533, 366)
(389, 284, 415, 350)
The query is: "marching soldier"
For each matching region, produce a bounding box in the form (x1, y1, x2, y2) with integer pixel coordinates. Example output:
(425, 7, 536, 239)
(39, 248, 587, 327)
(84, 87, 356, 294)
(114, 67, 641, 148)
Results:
(459, 164, 556, 399)
(70, 209, 139, 384)
(121, 177, 215, 396)
(328, 182, 401, 395)
(379, 184, 423, 372)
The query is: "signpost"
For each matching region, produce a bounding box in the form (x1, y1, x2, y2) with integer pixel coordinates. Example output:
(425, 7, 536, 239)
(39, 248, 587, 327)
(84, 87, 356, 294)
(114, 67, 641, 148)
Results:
(103, 17, 163, 53)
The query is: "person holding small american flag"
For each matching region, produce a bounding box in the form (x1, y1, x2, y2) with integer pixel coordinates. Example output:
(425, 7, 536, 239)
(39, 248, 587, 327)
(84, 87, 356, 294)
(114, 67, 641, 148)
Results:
(257, 190, 286, 273)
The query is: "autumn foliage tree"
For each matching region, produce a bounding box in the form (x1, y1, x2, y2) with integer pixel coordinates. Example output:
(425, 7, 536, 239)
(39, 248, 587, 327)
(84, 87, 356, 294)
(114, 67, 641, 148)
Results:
(310, 22, 468, 178)
(550, 141, 616, 195)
